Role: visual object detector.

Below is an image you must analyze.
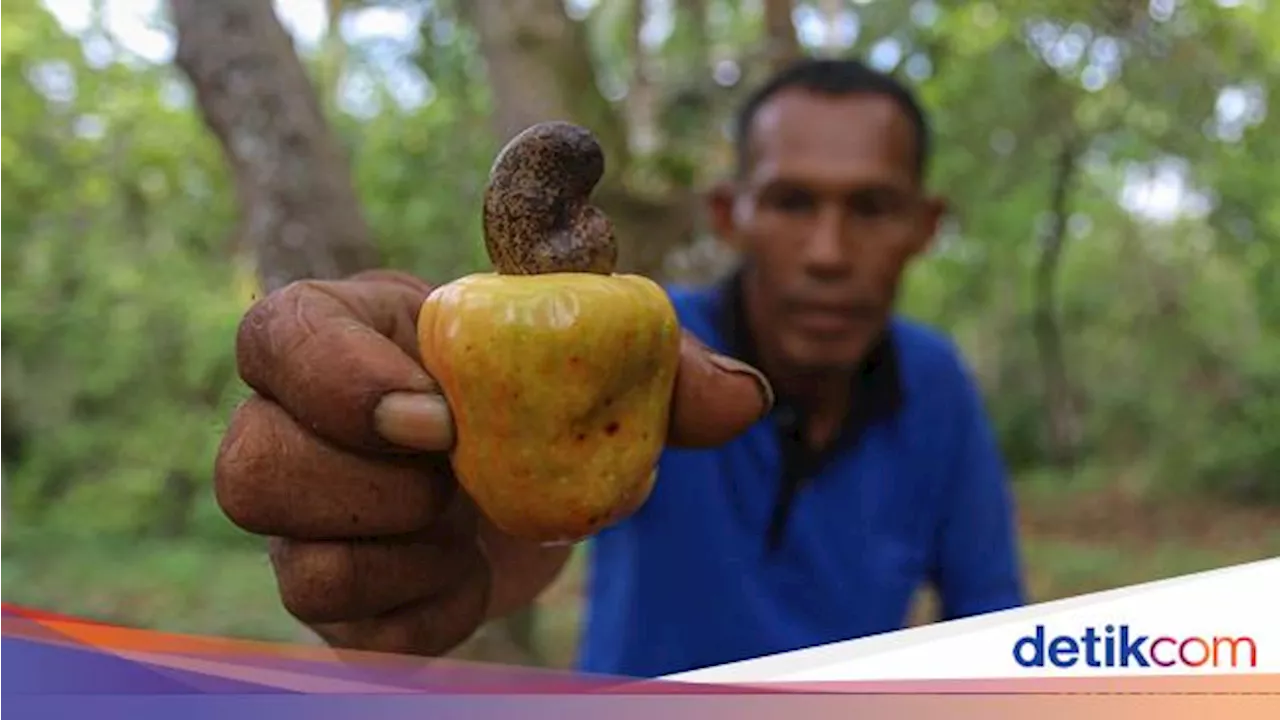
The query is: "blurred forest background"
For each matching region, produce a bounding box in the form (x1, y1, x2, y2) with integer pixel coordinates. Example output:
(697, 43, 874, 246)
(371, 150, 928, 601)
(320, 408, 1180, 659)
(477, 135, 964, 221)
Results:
(3, 0, 1279, 668)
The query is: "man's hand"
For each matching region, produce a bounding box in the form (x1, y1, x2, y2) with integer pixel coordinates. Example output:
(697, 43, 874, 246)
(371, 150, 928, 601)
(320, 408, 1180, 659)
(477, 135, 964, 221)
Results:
(213, 270, 773, 657)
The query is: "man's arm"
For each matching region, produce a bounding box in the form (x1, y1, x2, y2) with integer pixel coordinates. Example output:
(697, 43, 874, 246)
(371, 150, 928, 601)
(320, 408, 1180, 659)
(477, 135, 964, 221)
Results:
(933, 364, 1027, 621)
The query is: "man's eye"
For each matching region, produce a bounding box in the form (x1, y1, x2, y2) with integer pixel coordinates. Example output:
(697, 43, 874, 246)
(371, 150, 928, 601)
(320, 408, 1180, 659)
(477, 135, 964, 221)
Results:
(848, 194, 888, 216)
(772, 189, 815, 213)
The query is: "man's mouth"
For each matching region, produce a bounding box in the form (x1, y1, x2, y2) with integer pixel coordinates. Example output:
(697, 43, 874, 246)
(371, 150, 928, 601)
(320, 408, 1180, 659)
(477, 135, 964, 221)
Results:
(786, 301, 877, 334)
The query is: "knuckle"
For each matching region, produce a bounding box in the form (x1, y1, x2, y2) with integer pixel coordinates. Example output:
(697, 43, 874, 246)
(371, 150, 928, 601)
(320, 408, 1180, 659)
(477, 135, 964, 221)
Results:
(273, 541, 361, 623)
(273, 536, 486, 628)
(212, 398, 282, 534)
(349, 270, 433, 297)
(214, 397, 455, 539)
(405, 563, 491, 657)
(235, 289, 285, 368)
(234, 280, 329, 387)
(308, 561, 490, 657)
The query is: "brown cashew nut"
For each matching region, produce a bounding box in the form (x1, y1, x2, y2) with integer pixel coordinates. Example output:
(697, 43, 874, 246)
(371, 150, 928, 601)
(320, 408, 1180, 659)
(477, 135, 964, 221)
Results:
(481, 121, 619, 276)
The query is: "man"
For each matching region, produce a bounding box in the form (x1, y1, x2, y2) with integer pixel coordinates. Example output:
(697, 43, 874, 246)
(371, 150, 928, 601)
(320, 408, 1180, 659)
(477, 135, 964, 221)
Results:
(213, 58, 1025, 679)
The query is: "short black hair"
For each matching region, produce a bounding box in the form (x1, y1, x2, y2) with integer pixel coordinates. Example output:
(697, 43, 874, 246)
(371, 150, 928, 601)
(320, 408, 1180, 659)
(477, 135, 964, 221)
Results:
(733, 57, 931, 180)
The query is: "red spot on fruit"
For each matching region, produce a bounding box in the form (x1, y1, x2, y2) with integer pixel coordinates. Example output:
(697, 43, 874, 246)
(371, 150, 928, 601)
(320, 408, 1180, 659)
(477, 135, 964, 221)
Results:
(605, 422, 620, 436)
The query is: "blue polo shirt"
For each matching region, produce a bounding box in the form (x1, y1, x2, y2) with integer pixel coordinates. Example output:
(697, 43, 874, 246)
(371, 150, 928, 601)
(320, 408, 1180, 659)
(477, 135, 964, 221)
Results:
(574, 273, 1026, 678)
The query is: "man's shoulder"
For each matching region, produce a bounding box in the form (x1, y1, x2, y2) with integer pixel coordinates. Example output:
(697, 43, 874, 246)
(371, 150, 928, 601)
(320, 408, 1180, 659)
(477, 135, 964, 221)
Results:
(662, 281, 719, 311)
(661, 281, 723, 335)
(888, 317, 997, 453)
(887, 315, 979, 396)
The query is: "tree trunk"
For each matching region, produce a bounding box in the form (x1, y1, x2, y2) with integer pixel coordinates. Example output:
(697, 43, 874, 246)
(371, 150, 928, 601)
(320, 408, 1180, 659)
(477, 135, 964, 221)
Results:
(150, 471, 198, 538)
(1033, 137, 1084, 468)
(763, 0, 801, 71)
(462, 0, 630, 166)
(463, 0, 696, 280)
(682, 0, 711, 73)
(170, 0, 380, 293)
(0, 453, 8, 538)
(627, 0, 658, 155)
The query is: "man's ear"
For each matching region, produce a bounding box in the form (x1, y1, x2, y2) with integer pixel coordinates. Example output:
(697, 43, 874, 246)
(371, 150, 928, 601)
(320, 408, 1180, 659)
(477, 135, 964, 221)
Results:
(913, 195, 949, 255)
(705, 180, 742, 251)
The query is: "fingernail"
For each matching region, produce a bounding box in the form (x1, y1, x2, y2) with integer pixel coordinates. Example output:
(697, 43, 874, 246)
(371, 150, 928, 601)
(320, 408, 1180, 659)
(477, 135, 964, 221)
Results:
(707, 353, 775, 418)
(374, 392, 455, 451)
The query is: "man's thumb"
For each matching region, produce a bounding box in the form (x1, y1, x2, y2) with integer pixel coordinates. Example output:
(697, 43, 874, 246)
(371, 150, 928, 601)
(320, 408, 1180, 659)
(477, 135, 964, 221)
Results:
(668, 332, 775, 448)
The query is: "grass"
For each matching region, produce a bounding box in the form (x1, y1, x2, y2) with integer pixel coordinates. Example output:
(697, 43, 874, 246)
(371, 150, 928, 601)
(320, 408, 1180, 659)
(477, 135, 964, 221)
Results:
(5, 478, 1279, 669)
(1, 535, 314, 645)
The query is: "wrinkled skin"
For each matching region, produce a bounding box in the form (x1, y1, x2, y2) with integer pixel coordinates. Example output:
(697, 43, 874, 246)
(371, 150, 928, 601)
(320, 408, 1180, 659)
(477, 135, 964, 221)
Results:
(418, 272, 681, 543)
(213, 268, 771, 658)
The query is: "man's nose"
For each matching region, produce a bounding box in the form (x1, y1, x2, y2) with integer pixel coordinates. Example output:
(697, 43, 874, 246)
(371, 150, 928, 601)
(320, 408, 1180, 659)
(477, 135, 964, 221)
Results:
(800, 204, 851, 277)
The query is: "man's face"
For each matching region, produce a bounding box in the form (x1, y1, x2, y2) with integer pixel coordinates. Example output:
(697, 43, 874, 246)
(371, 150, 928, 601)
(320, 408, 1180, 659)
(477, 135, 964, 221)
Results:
(710, 89, 944, 373)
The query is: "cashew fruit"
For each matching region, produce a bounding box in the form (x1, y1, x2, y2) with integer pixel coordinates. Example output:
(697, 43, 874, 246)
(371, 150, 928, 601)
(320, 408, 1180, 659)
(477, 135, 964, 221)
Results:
(417, 122, 681, 544)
